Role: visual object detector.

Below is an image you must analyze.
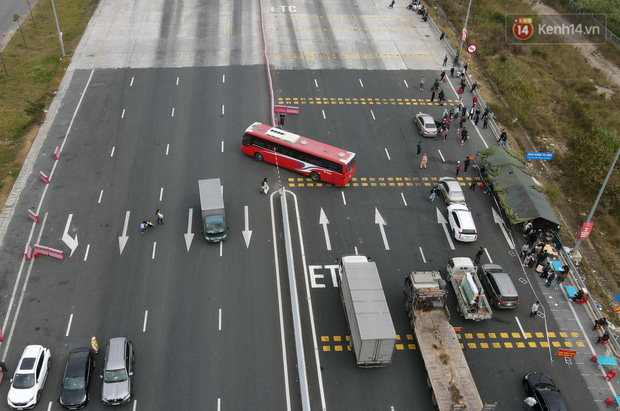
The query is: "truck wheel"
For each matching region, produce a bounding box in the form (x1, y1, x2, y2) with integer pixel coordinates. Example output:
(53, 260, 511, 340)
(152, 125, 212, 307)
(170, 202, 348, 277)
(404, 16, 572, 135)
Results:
(310, 171, 321, 182)
(254, 152, 264, 161)
(456, 304, 461, 314)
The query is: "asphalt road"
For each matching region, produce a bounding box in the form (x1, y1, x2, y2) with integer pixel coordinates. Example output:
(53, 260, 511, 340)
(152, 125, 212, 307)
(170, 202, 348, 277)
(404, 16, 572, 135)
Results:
(0, 0, 601, 410)
(0, 0, 38, 50)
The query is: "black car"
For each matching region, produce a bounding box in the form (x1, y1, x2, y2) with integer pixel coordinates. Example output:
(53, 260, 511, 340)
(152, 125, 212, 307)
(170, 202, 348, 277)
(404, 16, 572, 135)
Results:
(522, 372, 568, 411)
(59, 347, 94, 409)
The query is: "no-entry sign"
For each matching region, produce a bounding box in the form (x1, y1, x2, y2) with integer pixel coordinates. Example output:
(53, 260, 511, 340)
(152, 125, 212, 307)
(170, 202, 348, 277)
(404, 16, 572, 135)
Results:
(467, 44, 477, 54)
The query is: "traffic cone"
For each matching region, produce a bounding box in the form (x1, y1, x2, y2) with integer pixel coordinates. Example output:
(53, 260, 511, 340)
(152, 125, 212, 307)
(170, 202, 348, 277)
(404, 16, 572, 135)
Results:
(456, 127, 460, 135)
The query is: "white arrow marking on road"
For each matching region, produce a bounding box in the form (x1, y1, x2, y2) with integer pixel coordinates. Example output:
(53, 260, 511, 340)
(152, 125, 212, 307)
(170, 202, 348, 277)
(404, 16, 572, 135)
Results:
(436, 207, 455, 250)
(492, 208, 515, 249)
(118, 211, 130, 254)
(184, 208, 194, 252)
(242, 206, 252, 248)
(374, 208, 390, 251)
(319, 208, 332, 251)
(62, 214, 79, 257)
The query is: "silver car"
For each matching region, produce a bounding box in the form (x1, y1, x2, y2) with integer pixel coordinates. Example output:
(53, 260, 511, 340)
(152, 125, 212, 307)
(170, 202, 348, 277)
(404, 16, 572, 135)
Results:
(101, 338, 134, 405)
(438, 177, 466, 205)
(414, 113, 438, 137)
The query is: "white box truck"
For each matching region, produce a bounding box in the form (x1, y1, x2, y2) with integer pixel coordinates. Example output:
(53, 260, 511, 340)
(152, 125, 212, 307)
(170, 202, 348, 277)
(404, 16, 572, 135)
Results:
(338, 255, 396, 367)
(198, 179, 227, 242)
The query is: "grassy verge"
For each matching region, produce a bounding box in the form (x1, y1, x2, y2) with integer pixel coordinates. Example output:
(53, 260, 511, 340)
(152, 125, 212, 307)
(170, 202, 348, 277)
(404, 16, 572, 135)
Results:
(0, 0, 99, 204)
(429, 0, 620, 296)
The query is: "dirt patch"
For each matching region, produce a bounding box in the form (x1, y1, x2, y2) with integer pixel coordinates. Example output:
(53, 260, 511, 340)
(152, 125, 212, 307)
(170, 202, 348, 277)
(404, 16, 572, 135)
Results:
(0, 125, 40, 212)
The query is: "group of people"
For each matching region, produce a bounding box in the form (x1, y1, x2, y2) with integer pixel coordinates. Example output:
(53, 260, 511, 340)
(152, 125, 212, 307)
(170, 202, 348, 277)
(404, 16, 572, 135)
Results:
(140, 209, 164, 234)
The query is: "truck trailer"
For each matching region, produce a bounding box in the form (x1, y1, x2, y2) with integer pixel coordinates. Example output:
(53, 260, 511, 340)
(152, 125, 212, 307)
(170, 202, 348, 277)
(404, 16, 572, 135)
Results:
(198, 179, 227, 242)
(338, 255, 396, 367)
(404, 270, 496, 411)
(446, 257, 493, 321)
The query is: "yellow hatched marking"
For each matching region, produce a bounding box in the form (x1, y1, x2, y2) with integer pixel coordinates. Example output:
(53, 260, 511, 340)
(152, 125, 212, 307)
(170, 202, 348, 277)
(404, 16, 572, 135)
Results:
(396, 344, 404, 350)
(492, 342, 501, 348)
(334, 336, 341, 342)
(347, 345, 351, 351)
(334, 345, 343, 351)
(396, 334, 401, 340)
(468, 343, 477, 349)
(488, 333, 497, 339)
(408, 343, 416, 350)
(480, 343, 489, 348)
(548, 332, 556, 338)
(564, 342, 573, 347)
(528, 342, 537, 348)
(560, 332, 568, 338)
(321, 336, 329, 342)
(576, 341, 585, 347)
(571, 332, 580, 338)
(524, 332, 533, 339)
(535, 332, 544, 338)
(516, 342, 525, 348)
(540, 342, 549, 348)
(323, 346, 331, 352)
(346, 335, 350, 341)
(407, 334, 413, 340)
(504, 342, 514, 348)
(511, 332, 521, 338)
(477, 333, 485, 339)
(552, 341, 561, 347)
(456, 334, 461, 339)
(500, 333, 509, 338)
(460, 343, 464, 349)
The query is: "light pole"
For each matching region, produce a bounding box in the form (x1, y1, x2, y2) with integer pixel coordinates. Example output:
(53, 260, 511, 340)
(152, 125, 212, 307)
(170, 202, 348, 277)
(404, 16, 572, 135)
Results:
(50, 0, 65, 58)
(572, 145, 620, 254)
(458, 0, 474, 57)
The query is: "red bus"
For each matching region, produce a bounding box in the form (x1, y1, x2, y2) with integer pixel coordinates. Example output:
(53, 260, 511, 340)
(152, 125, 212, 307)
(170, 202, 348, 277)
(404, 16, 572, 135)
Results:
(242, 122, 356, 186)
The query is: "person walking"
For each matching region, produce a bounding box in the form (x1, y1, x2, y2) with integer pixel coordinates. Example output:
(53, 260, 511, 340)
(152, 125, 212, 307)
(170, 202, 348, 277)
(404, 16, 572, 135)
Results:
(140, 221, 148, 234)
(521, 243, 530, 259)
(464, 157, 471, 173)
(522, 397, 537, 410)
(432, 79, 440, 90)
(470, 81, 477, 93)
(430, 89, 436, 102)
(429, 186, 437, 202)
(443, 126, 449, 141)
(474, 113, 480, 127)
(442, 108, 449, 120)
(419, 153, 428, 169)
(482, 117, 488, 129)
(472, 96, 478, 106)
(442, 55, 447, 66)
(440, 70, 446, 82)
(554, 273, 565, 290)
(468, 108, 475, 120)
(416, 141, 422, 156)
(457, 87, 463, 100)
(530, 301, 540, 318)
(156, 209, 164, 224)
(453, 53, 459, 66)
(474, 247, 484, 264)
(470, 179, 478, 190)
(455, 161, 461, 176)
(419, 77, 425, 90)
(449, 106, 455, 120)
(91, 336, 99, 354)
(545, 271, 556, 287)
(438, 90, 445, 105)
(0, 360, 8, 374)
(450, 66, 455, 78)
(388, 0, 395, 7)
(440, 32, 445, 41)
(461, 127, 468, 143)
(260, 178, 269, 194)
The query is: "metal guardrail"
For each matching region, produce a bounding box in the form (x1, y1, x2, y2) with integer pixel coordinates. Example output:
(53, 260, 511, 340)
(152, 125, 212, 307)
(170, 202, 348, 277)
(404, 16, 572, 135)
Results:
(564, 0, 620, 49)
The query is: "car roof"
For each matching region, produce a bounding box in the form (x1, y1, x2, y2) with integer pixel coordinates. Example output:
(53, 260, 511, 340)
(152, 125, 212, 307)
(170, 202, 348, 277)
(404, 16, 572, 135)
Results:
(488, 272, 518, 294)
(440, 177, 462, 190)
(481, 263, 506, 273)
(417, 113, 434, 121)
(106, 338, 128, 370)
(66, 348, 90, 377)
(18, 345, 44, 371)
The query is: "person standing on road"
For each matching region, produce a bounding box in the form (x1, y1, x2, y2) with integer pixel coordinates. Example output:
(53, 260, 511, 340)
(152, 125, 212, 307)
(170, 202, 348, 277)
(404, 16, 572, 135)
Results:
(0, 360, 8, 374)
(455, 161, 462, 176)
(388, 0, 395, 7)
(438, 89, 445, 105)
(416, 141, 422, 156)
(420, 153, 428, 169)
(530, 301, 540, 318)
(430, 89, 436, 102)
(419, 76, 425, 90)
(470, 179, 478, 190)
(449, 106, 455, 120)
(545, 271, 556, 287)
(554, 273, 565, 290)
(440, 70, 446, 82)
(443, 55, 447, 66)
(260, 178, 269, 194)
(464, 157, 471, 173)
(482, 116, 488, 129)
(429, 186, 438, 202)
(156, 209, 164, 225)
(91, 336, 99, 354)
(474, 247, 484, 264)
(457, 86, 464, 100)
(141, 221, 147, 234)
(471, 81, 477, 93)
(472, 96, 478, 107)
(450, 66, 455, 78)
(432, 79, 440, 90)
(522, 397, 537, 410)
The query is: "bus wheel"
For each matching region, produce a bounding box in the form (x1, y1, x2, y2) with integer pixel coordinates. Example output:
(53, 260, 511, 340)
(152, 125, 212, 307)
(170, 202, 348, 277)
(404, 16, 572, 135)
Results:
(310, 171, 320, 182)
(254, 153, 264, 161)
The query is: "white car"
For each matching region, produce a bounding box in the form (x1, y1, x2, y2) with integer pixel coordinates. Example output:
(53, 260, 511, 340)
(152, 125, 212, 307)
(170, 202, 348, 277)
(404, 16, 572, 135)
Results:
(438, 177, 466, 205)
(414, 113, 438, 137)
(7, 345, 51, 410)
(447, 204, 478, 242)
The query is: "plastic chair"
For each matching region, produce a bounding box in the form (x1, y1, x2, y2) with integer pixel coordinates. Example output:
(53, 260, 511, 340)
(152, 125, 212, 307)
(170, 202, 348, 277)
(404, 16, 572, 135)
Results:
(605, 370, 617, 382)
(605, 397, 615, 407)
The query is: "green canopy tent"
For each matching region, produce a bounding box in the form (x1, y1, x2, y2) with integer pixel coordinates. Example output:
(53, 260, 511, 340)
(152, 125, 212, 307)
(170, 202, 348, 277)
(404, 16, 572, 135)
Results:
(477, 147, 560, 238)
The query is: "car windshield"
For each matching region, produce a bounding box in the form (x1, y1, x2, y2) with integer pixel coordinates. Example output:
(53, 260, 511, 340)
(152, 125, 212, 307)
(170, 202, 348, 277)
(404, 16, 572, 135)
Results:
(12, 372, 35, 389)
(535, 383, 560, 393)
(63, 376, 85, 390)
(451, 190, 465, 199)
(205, 216, 226, 234)
(104, 369, 128, 383)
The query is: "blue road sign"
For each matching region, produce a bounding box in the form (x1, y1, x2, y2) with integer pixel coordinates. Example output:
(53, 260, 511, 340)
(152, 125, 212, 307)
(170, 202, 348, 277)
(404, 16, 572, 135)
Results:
(526, 152, 554, 161)
(615, 292, 620, 301)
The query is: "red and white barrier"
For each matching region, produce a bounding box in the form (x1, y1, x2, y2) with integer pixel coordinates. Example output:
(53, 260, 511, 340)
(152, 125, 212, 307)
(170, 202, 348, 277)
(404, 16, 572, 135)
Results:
(39, 171, 50, 184)
(33, 244, 65, 260)
(54, 147, 61, 160)
(274, 105, 300, 115)
(24, 243, 33, 260)
(27, 209, 39, 223)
